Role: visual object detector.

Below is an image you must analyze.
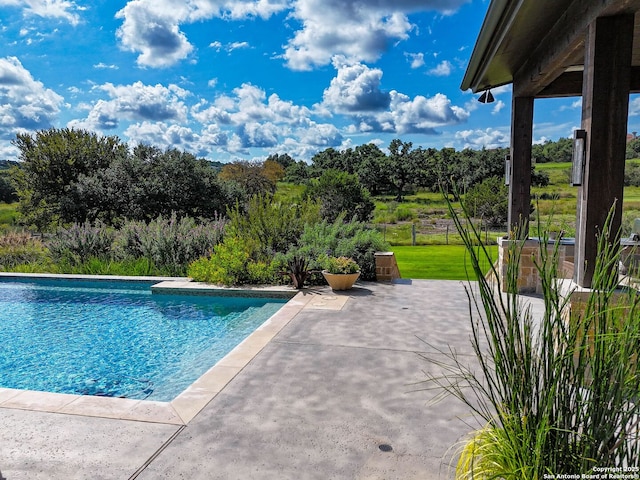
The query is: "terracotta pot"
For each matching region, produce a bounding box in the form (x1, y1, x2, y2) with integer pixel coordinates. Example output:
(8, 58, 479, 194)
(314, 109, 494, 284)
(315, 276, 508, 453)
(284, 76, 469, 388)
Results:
(322, 271, 360, 290)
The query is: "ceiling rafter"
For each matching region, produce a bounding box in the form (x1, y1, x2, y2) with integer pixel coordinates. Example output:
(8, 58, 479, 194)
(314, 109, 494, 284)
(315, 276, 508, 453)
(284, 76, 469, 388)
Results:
(514, 0, 640, 96)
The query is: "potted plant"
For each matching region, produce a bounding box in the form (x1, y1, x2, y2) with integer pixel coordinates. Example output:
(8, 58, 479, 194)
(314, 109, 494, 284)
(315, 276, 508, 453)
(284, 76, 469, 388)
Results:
(321, 255, 360, 290)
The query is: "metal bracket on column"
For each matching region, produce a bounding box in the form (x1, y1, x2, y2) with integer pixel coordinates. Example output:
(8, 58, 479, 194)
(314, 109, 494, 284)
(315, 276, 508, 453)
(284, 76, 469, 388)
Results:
(571, 129, 586, 186)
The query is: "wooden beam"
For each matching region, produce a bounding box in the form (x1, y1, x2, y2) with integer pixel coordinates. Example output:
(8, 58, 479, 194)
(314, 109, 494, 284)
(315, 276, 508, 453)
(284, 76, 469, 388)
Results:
(514, 0, 640, 97)
(536, 67, 640, 97)
(508, 95, 534, 238)
(574, 14, 633, 288)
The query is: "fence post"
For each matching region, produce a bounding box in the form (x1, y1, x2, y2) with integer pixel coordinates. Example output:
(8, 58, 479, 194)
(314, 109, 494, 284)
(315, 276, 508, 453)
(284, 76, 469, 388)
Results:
(412, 223, 416, 246)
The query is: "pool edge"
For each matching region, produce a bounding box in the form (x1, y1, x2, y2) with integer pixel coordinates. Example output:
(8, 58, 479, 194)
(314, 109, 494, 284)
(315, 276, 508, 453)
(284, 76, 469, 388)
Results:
(0, 274, 311, 425)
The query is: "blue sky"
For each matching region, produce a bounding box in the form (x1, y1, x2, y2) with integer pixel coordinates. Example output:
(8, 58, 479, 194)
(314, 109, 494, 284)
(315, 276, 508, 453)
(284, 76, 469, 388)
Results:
(1, 0, 636, 163)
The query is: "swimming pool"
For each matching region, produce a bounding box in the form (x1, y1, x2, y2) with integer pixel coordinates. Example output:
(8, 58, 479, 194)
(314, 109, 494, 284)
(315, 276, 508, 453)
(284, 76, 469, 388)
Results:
(0, 277, 287, 401)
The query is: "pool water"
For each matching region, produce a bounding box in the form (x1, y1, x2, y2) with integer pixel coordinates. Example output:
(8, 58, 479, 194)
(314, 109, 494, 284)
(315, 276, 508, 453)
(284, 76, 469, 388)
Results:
(0, 278, 286, 401)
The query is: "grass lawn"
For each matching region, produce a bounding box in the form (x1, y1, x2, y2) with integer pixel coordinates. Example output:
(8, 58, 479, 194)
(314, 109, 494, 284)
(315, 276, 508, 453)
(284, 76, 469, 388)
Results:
(0, 202, 18, 228)
(391, 244, 498, 280)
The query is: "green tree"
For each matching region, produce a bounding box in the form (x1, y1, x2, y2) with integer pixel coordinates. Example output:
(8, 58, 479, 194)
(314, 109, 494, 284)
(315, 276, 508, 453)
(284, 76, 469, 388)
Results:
(219, 160, 278, 197)
(532, 137, 573, 163)
(266, 153, 296, 170)
(0, 172, 17, 203)
(304, 169, 374, 222)
(352, 143, 392, 195)
(83, 145, 237, 223)
(284, 160, 311, 183)
(463, 176, 508, 227)
(309, 148, 347, 176)
(387, 139, 428, 201)
(626, 136, 640, 159)
(11, 128, 128, 230)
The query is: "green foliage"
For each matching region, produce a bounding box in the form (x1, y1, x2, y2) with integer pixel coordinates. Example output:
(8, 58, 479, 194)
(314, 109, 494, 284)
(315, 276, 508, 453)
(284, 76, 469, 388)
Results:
(627, 136, 640, 159)
(387, 139, 426, 201)
(80, 145, 237, 224)
(625, 162, 640, 186)
(226, 194, 321, 255)
(219, 160, 279, 197)
(0, 171, 17, 203)
(320, 255, 360, 274)
(187, 236, 278, 286)
(0, 203, 19, 229)
(303, 169, 374, 222)
(424, 200, 640, 477)
(532, 136, 573, 163)
(11, 128, 128, 230)
(289, 215, 389, 281)
(10, 130, 237, 230)
(463, 176, 508, 227)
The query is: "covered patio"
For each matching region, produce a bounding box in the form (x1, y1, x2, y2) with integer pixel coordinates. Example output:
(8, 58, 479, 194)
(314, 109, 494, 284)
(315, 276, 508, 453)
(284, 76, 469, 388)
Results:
(461, 0, 640, 289)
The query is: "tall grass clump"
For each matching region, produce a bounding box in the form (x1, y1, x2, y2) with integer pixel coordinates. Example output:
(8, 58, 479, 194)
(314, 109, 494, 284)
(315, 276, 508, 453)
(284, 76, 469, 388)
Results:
(424, 199, 640, 478)
(0, 230, 50, 270)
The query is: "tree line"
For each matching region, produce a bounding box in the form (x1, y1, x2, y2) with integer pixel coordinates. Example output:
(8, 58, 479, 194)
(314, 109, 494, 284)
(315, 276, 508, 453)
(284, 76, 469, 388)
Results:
(2, 128, 590, 231)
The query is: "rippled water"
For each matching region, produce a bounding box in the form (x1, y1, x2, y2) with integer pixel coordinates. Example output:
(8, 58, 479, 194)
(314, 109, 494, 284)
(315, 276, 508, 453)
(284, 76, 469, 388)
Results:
(0, 278, 285, 401)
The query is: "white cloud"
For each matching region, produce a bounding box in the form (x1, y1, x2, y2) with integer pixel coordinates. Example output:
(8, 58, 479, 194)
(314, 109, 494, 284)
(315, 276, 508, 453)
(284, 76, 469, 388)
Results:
(237, 121, 279, 147)
(69, 81, 189, 131)
(455, 127, 510, 150)
(283, 0, 468, 70)
(2, 0, 82, 25)
(298, 122, 343, 146)
(322, 59, 390, 112)
(428, 59, 452, 76)
(321, 60, 468, 135)
(93, 63, 119, 70)
(383, 91, 469, 134)
(228, 41, 250, 51)
(193, 83, 313, 128)
(0, 56, 64, 140)
(124, 121, 228, 157)
(284, 1, 412, 71)
(406, 52, 425, 69)
(115, 0, 287, 68)
(114, 0, 468, 69)
(115, 1, 194, 68)
(492, 100, 505, 115)
(630, 97, 640, 116)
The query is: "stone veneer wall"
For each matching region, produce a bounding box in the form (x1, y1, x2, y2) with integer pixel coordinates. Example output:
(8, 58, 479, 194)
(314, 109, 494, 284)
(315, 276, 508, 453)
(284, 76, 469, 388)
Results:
(374, 252, 401, 282)
(496, 237, 575, 293)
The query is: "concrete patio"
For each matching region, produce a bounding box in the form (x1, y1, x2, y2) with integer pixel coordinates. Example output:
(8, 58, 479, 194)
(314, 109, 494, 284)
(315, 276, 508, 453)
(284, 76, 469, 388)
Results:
(0, 279, 544, 479)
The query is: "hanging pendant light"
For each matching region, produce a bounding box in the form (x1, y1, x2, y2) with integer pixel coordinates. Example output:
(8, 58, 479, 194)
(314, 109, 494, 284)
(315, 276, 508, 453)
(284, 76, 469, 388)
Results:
(478, 89, 495, 103)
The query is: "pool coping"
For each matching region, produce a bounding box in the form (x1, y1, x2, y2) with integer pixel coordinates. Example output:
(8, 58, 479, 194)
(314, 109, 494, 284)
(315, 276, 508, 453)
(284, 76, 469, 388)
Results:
(0, 274, 318, 426)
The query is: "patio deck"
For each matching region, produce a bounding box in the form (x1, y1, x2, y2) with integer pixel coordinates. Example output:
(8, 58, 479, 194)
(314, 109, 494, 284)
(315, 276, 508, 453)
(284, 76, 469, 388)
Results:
(0, 279, 545, 480)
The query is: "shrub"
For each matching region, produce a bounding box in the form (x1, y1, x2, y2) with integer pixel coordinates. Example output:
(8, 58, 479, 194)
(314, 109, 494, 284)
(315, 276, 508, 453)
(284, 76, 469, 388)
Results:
(225, 195, 320, 256)
(303, 169, 374, 222)
(187, 236, 279, 286)
(0, 242, 50, 270)
(289, 215, 389, 281)
(463, 176, 508, 226)
(116, 213, 226, 276)
(48, 221, 115, 265)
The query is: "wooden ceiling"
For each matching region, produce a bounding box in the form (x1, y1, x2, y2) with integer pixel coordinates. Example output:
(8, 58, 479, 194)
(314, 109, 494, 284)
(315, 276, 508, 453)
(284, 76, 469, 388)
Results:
(461, 0, 640, 98)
